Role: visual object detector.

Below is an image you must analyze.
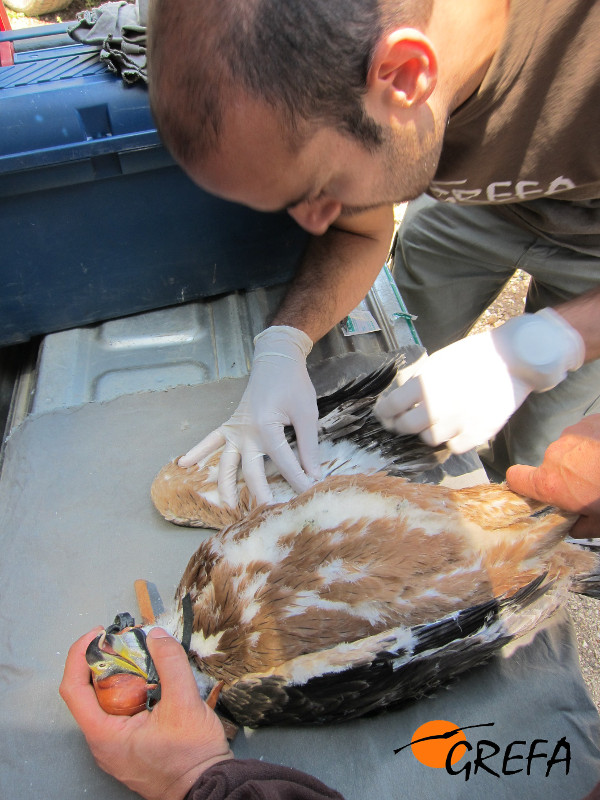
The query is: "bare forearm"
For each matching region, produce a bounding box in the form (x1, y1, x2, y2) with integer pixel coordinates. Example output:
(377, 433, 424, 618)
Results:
(556, 286, 600, 362)
(272, 206, 395, 342)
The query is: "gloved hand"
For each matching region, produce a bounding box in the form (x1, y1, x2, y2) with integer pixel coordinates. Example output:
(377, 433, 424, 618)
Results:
(374, 308, 585, 453)
(179, 326, 321, 507)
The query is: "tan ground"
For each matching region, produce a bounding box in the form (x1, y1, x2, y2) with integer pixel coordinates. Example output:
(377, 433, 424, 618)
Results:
(6, 0, 102, 27)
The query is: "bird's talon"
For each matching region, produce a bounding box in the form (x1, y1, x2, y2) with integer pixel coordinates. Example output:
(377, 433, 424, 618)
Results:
(205, 680, 224, 709)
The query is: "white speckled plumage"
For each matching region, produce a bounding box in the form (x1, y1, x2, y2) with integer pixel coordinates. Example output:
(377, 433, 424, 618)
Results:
(144, 361, 600, 726)
(153, 473, 597, 726)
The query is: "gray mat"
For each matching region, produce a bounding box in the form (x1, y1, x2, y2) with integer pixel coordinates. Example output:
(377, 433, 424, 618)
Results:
(0, 377, 599, 800)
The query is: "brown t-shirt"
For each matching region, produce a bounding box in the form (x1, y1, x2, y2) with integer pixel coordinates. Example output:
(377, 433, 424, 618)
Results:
(429, 0, 600, 254)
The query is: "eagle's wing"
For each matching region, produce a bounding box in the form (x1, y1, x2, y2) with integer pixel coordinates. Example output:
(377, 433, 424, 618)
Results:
(218, 574, 557, 727)
(151, 357, 448, 529)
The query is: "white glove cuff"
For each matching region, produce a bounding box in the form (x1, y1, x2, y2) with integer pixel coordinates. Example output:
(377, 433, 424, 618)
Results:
(535, 308, 585, 370)
(253, 325, 314, 359)
(495, 308, 585, 393)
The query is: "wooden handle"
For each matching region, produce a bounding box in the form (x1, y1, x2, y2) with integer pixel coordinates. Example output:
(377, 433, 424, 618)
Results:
(134, 579, 156, 624)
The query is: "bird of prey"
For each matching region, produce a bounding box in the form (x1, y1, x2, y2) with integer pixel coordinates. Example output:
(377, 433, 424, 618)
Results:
(88, 357, 599, 726)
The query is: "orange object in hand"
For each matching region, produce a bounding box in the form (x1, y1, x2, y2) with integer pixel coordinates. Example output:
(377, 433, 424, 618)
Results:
(93, 672, 156, 716)
(86, 626, 158, 716)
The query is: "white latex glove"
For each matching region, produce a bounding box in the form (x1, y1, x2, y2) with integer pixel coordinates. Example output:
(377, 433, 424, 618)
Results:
(374, 308, 585, 454)
(179, 326, 320, 506)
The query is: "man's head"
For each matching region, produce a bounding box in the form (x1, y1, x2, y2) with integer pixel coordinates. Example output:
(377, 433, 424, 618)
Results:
(149, 0, 433, 157)
(148, 0, 447, 233)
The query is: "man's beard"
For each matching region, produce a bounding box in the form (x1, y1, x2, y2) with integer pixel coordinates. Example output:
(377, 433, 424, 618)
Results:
(337, 115, 445, 218)
(382, 114, 446, 203)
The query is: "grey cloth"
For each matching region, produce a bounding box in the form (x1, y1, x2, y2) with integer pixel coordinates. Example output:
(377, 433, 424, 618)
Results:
(68, 0, 148, 84)
(0, 371, 599, 800)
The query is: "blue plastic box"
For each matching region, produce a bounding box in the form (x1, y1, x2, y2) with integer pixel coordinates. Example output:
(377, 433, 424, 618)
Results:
(0, 26, 308, 345)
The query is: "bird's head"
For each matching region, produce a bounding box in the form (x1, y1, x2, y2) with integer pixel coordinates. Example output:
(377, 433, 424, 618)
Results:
(86, 625, 158, 716)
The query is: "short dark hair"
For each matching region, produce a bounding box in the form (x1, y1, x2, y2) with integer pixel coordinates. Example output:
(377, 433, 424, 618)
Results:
(148, 0, 434, 165)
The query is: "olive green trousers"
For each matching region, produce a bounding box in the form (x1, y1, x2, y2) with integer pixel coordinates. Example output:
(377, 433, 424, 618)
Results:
(393, 195, 600, 476)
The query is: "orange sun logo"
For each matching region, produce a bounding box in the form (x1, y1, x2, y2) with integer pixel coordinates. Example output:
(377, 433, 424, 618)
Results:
(410, 719, 468, 768)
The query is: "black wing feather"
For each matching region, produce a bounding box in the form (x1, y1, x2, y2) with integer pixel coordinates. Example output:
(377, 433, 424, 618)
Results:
(218, 576, 552, 727)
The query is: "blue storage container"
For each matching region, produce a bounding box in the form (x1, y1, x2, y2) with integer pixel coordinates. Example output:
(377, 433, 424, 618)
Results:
(0, 26, 308, 345)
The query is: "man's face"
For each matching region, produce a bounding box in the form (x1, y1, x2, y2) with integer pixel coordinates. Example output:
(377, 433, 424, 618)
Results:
(185, 94, 444, 235)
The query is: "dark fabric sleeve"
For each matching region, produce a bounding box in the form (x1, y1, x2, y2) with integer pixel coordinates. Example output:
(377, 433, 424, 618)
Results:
(581, 780, 600, 800)
(185, 758, 346, 800)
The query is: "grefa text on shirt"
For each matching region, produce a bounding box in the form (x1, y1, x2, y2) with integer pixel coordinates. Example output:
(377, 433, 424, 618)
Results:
(429, 176, 576, 203)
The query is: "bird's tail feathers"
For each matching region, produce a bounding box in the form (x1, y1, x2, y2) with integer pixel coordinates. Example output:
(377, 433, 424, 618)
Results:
(496, 572, 565, 641)
(473, 500, 590, 598)
(568, 548, 600, 598)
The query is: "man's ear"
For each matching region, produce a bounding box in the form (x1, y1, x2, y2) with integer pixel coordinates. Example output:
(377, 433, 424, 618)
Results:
(366, 29, 438, 113)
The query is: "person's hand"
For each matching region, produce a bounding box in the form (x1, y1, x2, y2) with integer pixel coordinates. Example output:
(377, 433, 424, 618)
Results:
(179, 326, 321, 506)
(374, 309, 585, 454)
(507, 415, 600, 538)
(59, 628, 233, 800)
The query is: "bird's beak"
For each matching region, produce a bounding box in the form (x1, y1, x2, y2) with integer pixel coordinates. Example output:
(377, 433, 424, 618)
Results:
(86, 627, 158, 716)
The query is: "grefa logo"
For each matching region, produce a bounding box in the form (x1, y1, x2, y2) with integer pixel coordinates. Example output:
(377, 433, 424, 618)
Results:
(429, 175, 576, 204)
(393, 720, 571, 781)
